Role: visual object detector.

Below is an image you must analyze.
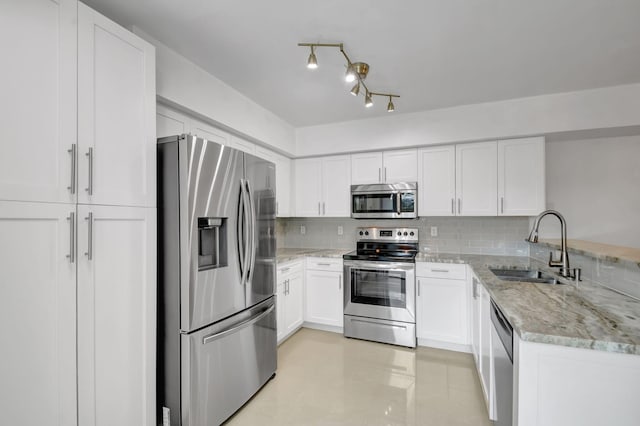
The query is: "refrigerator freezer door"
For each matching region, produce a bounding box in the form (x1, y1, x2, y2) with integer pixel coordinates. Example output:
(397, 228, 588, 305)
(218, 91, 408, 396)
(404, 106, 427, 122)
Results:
(181, 136, 246, 331)
(180, 297, 277, 426)
(243, 153, 277, 308)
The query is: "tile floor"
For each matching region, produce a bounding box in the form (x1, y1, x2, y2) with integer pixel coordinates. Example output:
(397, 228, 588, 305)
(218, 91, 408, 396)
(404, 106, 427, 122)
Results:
(226, 328, 492, 425)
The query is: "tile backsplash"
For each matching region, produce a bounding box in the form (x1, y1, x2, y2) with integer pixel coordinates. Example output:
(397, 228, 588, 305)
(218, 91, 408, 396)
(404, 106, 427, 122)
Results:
(277, 216, 531, 256)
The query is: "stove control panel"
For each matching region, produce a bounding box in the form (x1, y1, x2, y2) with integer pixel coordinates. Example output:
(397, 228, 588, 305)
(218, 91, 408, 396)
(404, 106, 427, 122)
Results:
(356, 227, 419, 242)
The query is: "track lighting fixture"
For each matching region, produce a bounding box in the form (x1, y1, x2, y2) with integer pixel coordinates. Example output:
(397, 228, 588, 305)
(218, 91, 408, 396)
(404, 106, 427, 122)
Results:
(298, 42, 399, 111)
(365, 91, 373, 108)
(350, 82, 360, 96)
(306, 46, 317, 69)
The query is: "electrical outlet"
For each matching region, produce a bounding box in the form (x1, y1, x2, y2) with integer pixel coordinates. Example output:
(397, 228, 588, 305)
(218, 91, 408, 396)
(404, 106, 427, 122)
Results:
(300, 225, 306, 235)
(337, 226, 344, 235)
(430, 226, 438, 237)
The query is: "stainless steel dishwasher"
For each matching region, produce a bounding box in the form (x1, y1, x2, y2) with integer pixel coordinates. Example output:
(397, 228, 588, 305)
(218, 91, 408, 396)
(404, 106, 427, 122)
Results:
(491, 300, 513, 426)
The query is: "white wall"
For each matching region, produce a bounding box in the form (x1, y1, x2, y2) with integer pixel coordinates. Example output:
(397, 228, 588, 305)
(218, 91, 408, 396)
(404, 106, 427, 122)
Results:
(132, 28, 296, 155)
(540, 132, 640, 248)
(296, 84, 640, 157)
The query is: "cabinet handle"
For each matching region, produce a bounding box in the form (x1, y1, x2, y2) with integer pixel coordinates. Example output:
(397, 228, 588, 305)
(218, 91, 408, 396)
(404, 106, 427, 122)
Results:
(318, 202, 321, 215)
(276, 202, 279, 216)
(85, 147, 93, 196)
(451, 198, 455, 215)
(85, 212, 93, 260)
(339, 275, 342, 290)
(457, 198, 461, 214)
(431, 268, 450, 273)
(417, 279, 420, 296)
(317, 262, 331, 266)
(384, 167, 387, 182)
(280, 267, 291, 273)
(67, 144, 76, 194)
(378, 168, 381, 183)
(66, 212, 75, 263)
(501, 197, 504, 214)
(323, 202, 326, 216)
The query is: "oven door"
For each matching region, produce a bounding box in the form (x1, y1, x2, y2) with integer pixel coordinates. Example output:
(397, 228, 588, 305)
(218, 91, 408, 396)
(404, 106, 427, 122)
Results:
(343, 260, 416, 323)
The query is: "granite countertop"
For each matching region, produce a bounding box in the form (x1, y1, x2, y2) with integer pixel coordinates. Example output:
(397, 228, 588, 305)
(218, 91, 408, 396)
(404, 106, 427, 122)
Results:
(277, 248, 352, 264)
(418, 253, 640, 355)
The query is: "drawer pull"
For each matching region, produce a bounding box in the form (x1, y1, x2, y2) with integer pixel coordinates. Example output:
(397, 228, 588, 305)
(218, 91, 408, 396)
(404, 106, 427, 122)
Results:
(316, 262, 332, 266)
(431, 268, 450, 273)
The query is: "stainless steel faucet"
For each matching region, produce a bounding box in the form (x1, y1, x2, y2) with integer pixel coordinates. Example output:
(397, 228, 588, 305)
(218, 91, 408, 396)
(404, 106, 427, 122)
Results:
(526, 209, 574, 278)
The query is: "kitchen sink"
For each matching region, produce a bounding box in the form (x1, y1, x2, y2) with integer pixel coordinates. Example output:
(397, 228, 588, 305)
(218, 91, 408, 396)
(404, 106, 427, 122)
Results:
(489, 268, 566, 285)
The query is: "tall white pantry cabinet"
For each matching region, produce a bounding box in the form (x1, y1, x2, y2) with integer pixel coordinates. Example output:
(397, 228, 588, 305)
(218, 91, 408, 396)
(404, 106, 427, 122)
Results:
(0, 1, 156, 426)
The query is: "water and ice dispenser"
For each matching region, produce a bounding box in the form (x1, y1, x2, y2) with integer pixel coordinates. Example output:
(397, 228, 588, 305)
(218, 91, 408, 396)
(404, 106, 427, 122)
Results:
(198, 217, 227, 270)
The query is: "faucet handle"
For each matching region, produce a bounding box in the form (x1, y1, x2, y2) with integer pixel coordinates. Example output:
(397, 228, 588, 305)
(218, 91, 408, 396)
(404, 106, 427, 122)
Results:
(548, 251, 563, 267)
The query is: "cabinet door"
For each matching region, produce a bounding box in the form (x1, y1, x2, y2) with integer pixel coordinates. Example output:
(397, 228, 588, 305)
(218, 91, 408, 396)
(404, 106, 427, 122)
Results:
(418, 146, 456, 216)
(190, 119, 229, 145)
(416, 277, 469, 344)
(0, 202, 77, 426)
(228, 135, 256, 154)
(456, 142, 498, 216)
(498, 137, 545, 216)
(383, 149, 418, 183)
(275, 155, 292, 217)
(157, 104, 189, 139)
(471, 277, 481, 368)
(322, 155, 351, 217)
(276, 281, 286, 343)
(351, 152, 383, 184)
(305, 270, 343, 327)
(479, 285, 494, 417)
(77, 205, 156, 426)
(0, 0, 77, 204)
(294, 158, 322, 217)
(78, 4, 156, 207)
(285, 270, 304, 334)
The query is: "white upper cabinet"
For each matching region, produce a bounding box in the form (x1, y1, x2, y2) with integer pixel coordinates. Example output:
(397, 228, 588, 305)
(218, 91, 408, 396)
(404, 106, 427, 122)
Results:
(228, 135, 256, 155)
(78, 4, 156, 208)
(383, 149, 419, 183)
(0, 0, 77, 204)
(0, 201, 77, 426)
(77, 205, 156, 426)
(418, 145, 456, 216)
(255, 146, 292, 217)
(294, 155, 351, 217)
(351, 149, 417, 184)
(156, 104, 189, 139)
(190, 120, 230, 146)
(498, 137, 546, 216)
(456, 142, 498, 216)
(351, 152, 383, 184)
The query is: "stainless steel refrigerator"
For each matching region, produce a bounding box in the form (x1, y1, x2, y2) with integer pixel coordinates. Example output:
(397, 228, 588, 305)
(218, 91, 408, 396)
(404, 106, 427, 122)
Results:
(157, 134, 277, 426)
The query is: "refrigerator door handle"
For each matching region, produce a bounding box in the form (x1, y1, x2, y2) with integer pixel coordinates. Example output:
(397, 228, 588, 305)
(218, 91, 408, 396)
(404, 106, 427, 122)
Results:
(202, 304, 275, 345)
(237, 180, 247, 285)
(245, 179, 257, 286)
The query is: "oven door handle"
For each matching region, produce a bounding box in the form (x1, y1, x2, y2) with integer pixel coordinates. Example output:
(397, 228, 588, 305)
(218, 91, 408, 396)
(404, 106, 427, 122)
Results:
(344, 261, 415, 272)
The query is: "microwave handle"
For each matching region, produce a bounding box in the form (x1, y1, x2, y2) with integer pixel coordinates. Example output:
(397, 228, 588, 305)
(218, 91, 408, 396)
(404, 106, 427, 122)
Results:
(396, 193, 402, 214)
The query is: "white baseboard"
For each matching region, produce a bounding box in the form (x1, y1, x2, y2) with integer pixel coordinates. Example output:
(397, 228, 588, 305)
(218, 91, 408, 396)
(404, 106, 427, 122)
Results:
(302, 322, 343, 335)
(418, 338, 472, 353)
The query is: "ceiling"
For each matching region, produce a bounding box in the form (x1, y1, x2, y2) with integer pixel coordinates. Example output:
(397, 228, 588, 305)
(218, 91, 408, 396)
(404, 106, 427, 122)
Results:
(83, 0, 640, 128)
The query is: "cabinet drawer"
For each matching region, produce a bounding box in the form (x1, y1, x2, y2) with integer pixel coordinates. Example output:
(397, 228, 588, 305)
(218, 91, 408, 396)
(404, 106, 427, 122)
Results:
(277, 260, 303, 276)
(306, 257, 343, 272)
(416, 262, 467, 280)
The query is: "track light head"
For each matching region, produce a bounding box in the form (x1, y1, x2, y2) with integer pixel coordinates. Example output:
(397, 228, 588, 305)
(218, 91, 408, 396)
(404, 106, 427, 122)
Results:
(365, 92, 373, 108)
(387, 97, 395, 112)
(350, 82, 360, 96)
(307, 46, 318, 69)
(345, 64, 356, 82)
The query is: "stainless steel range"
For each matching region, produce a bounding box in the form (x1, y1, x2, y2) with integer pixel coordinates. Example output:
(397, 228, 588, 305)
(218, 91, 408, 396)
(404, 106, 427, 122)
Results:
(343, 227, 419, 348)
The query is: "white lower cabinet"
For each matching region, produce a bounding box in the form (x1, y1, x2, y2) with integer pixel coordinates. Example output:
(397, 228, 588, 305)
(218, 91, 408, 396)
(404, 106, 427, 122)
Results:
(277, 261, 304, 343)
(304, 258, 344, 328)
(416, 263, 470, 349)
(0, 202, 77, 426)
(478, 283, 495, 419)
(77, 205, 156, 426)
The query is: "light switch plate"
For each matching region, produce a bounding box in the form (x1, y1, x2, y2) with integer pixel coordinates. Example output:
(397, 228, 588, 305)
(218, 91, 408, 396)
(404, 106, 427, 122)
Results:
(337, 226, 344, 235)
(430, 226, 438, 237)
(300, 225, 306, 235)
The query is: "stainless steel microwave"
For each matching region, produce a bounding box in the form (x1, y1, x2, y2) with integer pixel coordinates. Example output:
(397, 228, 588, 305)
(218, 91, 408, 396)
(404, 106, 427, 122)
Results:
(351, 182, 418, 219)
